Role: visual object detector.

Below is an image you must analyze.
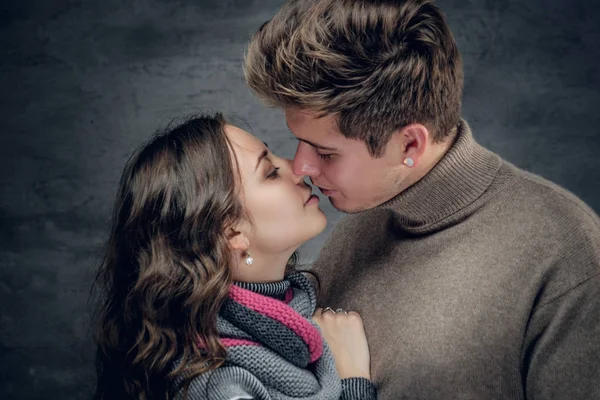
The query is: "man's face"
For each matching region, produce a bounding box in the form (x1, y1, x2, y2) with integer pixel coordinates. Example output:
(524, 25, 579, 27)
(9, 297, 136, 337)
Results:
(285, 108, 405, 213)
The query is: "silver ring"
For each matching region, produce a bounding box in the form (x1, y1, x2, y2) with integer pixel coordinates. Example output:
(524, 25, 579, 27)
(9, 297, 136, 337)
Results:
(335, 308, 348, 315)
(321, 307, 336, 314)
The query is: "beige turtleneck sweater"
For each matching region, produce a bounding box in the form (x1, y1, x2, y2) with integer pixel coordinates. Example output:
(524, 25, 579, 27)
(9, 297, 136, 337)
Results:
(312, 120, 600, 399)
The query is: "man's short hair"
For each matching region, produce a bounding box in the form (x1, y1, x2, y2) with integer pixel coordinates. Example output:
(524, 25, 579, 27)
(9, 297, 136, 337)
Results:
(244, 0, 464, 157)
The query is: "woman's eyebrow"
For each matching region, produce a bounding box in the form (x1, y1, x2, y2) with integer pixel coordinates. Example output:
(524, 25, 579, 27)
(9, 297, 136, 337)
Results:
(255, 148, 269, 172)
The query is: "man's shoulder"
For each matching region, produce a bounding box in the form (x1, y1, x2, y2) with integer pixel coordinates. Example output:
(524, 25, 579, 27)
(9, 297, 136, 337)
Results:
(500, 162, 600, 230)
(497, 163, 600, 297)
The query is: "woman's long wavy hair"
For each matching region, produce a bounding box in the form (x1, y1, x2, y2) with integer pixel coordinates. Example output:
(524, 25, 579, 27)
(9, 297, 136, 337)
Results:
(92, 113, 278, 399)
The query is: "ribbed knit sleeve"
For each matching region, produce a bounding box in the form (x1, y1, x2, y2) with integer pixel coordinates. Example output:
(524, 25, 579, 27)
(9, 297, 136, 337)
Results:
(341, 378, 377, 400)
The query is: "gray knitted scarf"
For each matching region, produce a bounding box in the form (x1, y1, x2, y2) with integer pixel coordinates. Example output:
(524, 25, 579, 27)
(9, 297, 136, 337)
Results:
(176, 273, 344, 399)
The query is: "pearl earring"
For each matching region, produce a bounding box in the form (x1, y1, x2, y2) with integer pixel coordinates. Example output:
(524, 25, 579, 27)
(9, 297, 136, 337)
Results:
(403, 158, 414, 167)
(245, 251, 254, 265)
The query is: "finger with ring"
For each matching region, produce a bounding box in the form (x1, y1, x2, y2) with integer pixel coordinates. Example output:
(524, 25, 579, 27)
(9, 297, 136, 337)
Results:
(335, 308, 348, 315)
(321, 307, 336, 314)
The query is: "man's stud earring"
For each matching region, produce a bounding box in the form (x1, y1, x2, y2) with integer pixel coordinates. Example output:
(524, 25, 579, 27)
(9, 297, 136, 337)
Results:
(245, 252, 254, 266)
(403, 158, 415, 167)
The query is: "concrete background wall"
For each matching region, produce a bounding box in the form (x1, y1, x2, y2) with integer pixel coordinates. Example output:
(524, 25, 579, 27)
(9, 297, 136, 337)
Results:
(0, 0, 598, 398)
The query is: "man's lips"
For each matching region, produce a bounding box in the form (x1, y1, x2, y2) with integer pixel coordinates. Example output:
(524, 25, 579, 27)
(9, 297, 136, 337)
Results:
(309, 179, 335, 196)
(317, 186, 336, 196)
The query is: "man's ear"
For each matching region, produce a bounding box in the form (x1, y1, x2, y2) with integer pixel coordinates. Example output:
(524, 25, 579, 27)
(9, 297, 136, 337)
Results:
(398, 123, 430, 167)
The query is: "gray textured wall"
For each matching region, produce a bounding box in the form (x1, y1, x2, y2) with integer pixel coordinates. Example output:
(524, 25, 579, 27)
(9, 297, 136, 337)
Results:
(1, 0, 598, 398)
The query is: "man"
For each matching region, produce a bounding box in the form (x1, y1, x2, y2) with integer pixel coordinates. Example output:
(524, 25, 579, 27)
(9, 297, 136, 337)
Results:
(244, 0, 600, 398)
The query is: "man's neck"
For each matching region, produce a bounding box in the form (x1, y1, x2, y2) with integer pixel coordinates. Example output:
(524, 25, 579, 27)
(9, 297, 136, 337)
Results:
(376, 119, 503, 232)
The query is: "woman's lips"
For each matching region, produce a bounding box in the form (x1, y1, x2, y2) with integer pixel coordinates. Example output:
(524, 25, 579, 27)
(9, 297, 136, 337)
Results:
(305, 194, 320, 206)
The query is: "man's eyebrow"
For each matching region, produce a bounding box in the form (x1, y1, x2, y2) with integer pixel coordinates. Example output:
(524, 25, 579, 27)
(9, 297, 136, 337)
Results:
(285, 123, 337, 152)
(255, 148, 269, 172)
(297, 138, 337, 152)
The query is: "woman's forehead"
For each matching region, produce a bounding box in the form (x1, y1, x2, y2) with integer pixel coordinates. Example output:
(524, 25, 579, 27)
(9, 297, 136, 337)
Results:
(224, 124, 266, 169)
(225, 124, 263, 149)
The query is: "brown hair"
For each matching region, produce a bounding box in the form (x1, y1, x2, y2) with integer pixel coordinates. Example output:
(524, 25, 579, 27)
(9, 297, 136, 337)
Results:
(92, 114, 249, 399)
(244, 0, 464, 157)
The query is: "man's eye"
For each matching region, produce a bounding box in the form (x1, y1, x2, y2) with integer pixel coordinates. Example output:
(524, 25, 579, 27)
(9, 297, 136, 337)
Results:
(316, 152, 332, 160)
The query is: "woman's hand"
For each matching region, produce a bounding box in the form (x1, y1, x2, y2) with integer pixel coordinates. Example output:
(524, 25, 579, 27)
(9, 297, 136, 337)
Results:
(312, 308, 371, 380)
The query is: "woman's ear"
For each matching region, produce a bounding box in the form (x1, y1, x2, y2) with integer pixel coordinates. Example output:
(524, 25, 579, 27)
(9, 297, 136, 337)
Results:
(228, 225, 252, 282)
(227, 219, 251, 253)
(228, 228, 249, 252)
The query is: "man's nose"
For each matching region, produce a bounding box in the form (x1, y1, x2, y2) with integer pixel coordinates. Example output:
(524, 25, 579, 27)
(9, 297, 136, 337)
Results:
(292, 143, 320, 177)
(282, 158, 304, 185)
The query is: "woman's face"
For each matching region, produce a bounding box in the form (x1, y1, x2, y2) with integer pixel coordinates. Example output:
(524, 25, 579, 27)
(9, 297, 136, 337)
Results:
(225, 124, 326, 266)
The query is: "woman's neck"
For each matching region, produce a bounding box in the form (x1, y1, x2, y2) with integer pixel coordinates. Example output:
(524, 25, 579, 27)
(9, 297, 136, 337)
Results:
(232, 249, 294, 283)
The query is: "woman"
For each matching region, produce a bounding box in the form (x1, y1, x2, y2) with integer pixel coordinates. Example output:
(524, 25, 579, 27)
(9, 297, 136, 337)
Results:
(93, 113, 376, 399)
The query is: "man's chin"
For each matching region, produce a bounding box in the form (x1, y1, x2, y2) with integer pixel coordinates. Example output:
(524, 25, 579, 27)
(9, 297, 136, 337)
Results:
(328, 197, 366, 214)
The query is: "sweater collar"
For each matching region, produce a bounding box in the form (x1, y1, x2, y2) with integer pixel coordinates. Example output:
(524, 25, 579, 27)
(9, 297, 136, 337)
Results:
(379, 119, 502, 232)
